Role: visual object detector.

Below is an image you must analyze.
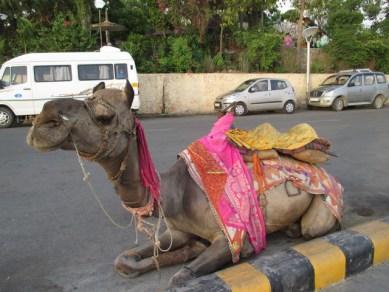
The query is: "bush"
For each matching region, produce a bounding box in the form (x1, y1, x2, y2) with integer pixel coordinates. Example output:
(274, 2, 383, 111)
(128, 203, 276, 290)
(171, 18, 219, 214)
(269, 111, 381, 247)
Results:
(213, 53, 225, 71)
(235, 29, 282, 72)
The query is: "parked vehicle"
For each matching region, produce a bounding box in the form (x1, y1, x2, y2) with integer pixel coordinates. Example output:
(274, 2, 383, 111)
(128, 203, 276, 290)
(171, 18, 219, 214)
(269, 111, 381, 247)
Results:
(0, 46, 139, 128)
(308, 69, 389, 111)
(214, 78, 297, 116)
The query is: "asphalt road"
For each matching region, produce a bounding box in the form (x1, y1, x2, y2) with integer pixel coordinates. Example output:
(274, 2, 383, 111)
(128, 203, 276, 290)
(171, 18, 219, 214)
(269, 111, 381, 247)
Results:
(1, 107, 389, 292)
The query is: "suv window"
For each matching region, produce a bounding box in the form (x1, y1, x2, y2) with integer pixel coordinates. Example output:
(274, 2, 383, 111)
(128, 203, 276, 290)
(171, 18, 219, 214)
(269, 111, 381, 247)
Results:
(251, 80, 268, 92)
(363, 73, 375, 85)
(271, 80, 287, 90)
(376, 74, 386, 84)
(349, 75, 362, 87)
(78, 64, 114, 81)
(34, 65, 72, 82)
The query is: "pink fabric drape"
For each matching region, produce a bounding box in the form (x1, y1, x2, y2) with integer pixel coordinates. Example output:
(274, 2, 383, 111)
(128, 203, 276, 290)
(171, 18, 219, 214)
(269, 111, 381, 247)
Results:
(200, 113, 266, 254)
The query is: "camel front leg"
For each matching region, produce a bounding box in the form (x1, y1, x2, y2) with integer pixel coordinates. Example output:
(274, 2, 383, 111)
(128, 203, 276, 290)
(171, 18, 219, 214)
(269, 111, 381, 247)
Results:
(168, 235, 232, 287)
(114, 229, 206, 278)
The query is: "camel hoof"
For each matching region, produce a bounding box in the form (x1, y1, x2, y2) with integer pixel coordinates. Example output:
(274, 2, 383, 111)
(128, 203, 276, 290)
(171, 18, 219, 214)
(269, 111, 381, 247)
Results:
(114, 253, 141, 278)
(168, 267, 196, 288)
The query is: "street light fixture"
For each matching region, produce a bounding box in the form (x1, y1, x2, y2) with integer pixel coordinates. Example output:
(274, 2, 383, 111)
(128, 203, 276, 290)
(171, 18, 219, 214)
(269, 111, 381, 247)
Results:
(94, 0, 106, 48)
(303, 26, 319, 99)
(0, 13, 8, 21)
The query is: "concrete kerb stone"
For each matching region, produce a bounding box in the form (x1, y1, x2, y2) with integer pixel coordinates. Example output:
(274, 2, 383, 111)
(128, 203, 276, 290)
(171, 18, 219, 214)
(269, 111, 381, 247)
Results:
(169, 216, 389, 292)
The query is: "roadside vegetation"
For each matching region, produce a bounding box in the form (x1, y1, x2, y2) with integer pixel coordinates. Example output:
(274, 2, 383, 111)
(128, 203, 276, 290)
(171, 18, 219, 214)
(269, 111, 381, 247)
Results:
(0, 0, 388, 73)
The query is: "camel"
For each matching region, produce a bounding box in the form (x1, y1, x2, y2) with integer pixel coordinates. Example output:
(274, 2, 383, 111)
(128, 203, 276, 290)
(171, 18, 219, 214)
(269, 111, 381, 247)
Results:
(27, 81, 340, 287)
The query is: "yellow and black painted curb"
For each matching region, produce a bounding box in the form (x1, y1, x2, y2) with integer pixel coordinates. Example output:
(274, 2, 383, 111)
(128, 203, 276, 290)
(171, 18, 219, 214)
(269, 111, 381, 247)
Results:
(170, 217, 389, 292)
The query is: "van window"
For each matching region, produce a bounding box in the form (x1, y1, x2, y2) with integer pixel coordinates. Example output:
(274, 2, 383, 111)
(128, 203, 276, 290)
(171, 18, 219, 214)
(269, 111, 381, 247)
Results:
(1, 67, 11, 86)
(114, 64, 128, 79)
(34, 65, 72, 82)
(363, 73, 375, 85)
(2, 66, 28, 86)
(376, 74, 386, 84)
(78, 64, 113, 81)
(271, 80, 287, 90)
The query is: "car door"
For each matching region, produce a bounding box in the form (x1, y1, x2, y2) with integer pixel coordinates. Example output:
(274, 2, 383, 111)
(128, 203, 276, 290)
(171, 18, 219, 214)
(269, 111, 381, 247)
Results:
(361, 73, 376, 103)
(346, 74, 363, 104)
(269, 79, 289, 110)
(0, 65, 34, 116)
(247, 79, 270, 111)
(375, 74, 388, 99)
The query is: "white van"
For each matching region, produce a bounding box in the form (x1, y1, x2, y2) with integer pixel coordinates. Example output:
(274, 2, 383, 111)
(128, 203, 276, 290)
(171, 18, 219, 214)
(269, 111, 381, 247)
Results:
(0, 46, 139, 128)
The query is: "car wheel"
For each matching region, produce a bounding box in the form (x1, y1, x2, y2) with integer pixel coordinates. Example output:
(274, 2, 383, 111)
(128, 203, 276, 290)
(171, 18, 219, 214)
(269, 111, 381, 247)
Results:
(372, 95, 384, 109)
(233, 102, 247, 116)
(283, 100, 295, 114)
(332, 97, 344, 111)
(0, 107, 15, 128)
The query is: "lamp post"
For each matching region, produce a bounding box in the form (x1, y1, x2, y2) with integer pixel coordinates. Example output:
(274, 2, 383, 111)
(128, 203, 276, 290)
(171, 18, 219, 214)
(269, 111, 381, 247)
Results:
(302, 26, 319, 99)
(94, 0, 105, 48)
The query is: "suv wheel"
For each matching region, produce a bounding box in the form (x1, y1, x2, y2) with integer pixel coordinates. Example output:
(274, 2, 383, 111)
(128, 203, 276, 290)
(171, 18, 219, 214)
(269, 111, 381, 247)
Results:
(234, 102, 247, 116)
(0, 107, 15, 128)
(283, 100, 295, 114)
(332, 98, 344, 111)
(373, 95, 384, 109)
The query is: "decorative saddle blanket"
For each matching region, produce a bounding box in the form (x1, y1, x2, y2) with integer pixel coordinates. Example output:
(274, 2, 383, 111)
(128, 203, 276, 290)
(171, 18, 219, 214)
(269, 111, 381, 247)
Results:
(179, 113, 343, 262)
(251, 155, 343, 221)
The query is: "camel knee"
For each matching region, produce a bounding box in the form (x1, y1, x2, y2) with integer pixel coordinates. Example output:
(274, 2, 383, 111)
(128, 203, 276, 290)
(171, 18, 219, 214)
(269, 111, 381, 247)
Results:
(114, 252, 144, 278)
(301, 195, 337, 239)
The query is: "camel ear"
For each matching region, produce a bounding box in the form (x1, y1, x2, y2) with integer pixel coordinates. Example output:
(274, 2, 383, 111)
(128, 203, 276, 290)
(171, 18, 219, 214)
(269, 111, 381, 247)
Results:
(93, 82, 105, 93)
(124, 80, 134, 108)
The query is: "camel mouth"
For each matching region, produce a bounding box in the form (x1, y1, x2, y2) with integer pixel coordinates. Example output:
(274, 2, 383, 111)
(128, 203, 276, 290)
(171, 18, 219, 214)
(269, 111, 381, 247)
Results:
(27, 124, 72, 152)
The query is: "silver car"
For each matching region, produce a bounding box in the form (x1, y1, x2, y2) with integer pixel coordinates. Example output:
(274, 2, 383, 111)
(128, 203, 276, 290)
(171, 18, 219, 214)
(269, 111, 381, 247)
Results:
(308, 69, 389, 111)
(214, 78, 297, 116)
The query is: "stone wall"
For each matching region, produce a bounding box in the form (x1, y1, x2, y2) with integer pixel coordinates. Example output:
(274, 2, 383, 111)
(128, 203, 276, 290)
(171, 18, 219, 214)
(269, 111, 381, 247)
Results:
(138, 73, 389, 114)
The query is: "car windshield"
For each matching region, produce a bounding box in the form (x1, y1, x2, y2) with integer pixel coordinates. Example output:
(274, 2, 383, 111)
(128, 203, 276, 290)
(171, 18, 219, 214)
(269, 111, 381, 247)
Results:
(234, 79, 257, 92)
(321, 74, 351, 86)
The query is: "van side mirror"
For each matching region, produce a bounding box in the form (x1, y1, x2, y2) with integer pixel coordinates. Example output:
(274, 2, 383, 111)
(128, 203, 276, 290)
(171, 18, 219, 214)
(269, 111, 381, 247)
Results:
(249, 86, 257, 93)
(0, 80, 5, 89)
(348, 82, 355, 87)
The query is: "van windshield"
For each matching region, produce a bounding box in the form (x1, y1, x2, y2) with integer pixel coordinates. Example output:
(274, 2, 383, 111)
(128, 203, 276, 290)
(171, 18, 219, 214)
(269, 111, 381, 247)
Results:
(234, 79, 257, 92)
(321, 74, 351, 86)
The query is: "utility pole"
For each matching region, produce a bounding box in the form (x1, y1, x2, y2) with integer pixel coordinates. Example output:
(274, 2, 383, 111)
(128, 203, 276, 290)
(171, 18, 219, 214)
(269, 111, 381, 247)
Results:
(296, 0, 305, 72)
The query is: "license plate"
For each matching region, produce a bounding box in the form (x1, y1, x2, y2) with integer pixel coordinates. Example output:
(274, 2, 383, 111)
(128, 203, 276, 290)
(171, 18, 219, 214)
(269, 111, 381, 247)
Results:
(310, 98, 320, 102)
(214, 102, 222, 109)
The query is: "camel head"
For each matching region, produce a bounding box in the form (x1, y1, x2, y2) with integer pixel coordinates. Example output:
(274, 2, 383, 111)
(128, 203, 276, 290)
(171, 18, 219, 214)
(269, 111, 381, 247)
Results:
(27, 81, 135, 161)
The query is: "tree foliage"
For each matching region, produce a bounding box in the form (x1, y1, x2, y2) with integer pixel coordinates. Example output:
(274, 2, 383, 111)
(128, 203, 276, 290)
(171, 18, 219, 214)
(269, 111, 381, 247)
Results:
(0, 0, 388, 73)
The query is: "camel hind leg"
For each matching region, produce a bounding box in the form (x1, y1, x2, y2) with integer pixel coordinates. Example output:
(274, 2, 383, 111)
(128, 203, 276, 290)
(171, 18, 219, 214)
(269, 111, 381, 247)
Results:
(300, 195, 338, 239)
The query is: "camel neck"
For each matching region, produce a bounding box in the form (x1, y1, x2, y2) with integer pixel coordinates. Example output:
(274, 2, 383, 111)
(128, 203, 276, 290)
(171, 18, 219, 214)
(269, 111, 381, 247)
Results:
(99, 135, 149, 208)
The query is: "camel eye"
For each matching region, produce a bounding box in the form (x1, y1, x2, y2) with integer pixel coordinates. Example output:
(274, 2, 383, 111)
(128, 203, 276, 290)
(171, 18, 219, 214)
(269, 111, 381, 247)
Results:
(45, 120, 60, 128)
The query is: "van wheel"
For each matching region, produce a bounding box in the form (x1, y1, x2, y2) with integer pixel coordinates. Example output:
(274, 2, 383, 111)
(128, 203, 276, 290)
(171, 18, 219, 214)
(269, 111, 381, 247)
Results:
(283, 100, 295, 114)
(372, 95, 384, 109)
(332, 98, 344, 111)
(234, 103, 247, 116)
(0, 107, 15, 128)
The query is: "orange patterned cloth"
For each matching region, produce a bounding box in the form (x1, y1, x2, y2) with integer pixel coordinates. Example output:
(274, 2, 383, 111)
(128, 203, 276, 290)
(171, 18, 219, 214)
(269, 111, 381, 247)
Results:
(252, 156, 343, 221)
(180, 140, 266, 262)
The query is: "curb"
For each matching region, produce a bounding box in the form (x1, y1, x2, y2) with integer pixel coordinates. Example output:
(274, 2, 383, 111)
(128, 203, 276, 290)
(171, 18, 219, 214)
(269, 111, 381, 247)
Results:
(169, 217, 389, 292)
